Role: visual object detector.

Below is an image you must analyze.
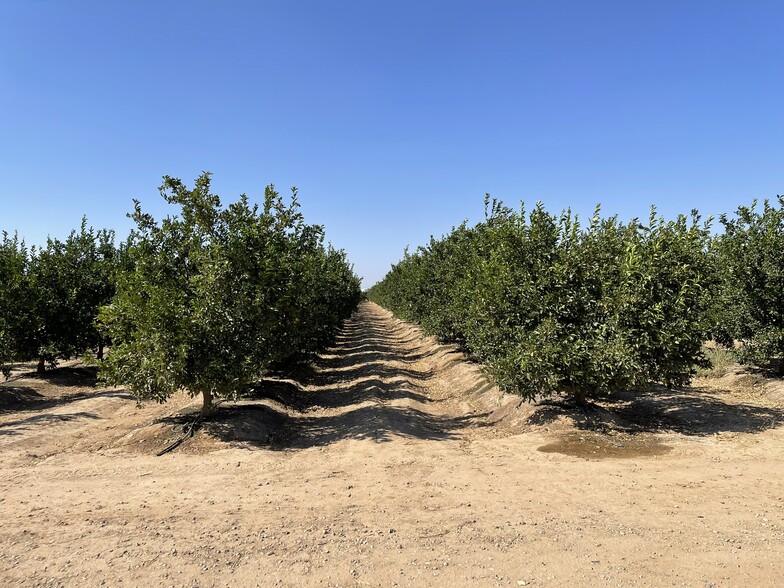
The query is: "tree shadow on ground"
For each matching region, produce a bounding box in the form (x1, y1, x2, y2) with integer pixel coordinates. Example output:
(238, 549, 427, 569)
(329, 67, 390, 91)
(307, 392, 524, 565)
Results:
(0, 361, 31, 374)
(309, 361, 432, 384)
(201, 367, 483, 450)
(149, 403, 290, 450)
(741, 358, 784, 379)
(282, 404, 481, 448)
(19, 365, 100, 387)
(269, 333, 438, 381)
(328, 345, 442, 365)
(202, 401, 483, 450)
(0, 411, 101, 436)
(245, 377, 431, 411)
(203, 404, 289, 447)
(308, 378, 431, 409)
(322, 334, 421, 352)
(526, 386, 784, 436)
(332, 337, 440, 361)
(333, 332, 423, 348)
(242, 379, 310, 410)
(0, 384, 133, 414)
(169, 307, 490, 451)
(0, 386, 46, 411)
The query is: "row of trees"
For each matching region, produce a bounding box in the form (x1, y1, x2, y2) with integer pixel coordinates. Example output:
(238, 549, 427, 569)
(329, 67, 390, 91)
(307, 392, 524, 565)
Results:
(0, 221, 121, 377)
(2, 174, 363, 415)
(368, 196, 784, 403)
(100, 174, 363, 415)
(711, 198, 784, 370)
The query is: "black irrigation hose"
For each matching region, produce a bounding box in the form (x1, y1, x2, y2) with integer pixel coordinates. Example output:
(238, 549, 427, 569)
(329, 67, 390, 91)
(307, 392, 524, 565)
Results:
(156, 417, 200, 456)
(155, 399, 226, 457)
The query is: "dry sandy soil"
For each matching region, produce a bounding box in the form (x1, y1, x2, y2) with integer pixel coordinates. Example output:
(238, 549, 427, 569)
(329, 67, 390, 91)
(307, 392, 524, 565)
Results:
(2, 301, 784, 587)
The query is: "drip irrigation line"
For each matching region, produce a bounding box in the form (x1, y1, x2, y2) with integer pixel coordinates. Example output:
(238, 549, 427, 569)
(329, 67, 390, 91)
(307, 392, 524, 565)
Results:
(156, 399, 225, 457)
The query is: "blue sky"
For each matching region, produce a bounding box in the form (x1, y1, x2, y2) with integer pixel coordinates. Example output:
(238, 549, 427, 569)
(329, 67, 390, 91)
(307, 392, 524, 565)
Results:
(1, 0, 782, 286)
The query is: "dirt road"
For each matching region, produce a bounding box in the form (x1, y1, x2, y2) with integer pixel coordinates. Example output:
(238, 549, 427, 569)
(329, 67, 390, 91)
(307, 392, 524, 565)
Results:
(1, 302, 784, 587)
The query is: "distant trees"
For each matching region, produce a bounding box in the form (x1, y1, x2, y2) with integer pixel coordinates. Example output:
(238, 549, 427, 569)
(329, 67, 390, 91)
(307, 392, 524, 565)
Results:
(0, 221, 118, 375)
(5, 183, 781, 416)
(1, 174, 361, 416)
(711, 197, 784, 373)
(99, 173, 361, 416)
(0, 232, 30, 377)
(369, 198, 716, 402)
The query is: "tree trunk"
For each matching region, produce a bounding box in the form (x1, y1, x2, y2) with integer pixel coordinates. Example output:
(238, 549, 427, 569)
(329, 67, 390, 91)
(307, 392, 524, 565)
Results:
(201, 389, 214, 417)
(37, 356, 46, 374)
(97, 338, 104, 361)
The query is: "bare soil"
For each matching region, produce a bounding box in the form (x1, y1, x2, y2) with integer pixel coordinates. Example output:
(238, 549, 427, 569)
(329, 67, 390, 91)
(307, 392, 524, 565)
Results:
(2, 301, 784, 587)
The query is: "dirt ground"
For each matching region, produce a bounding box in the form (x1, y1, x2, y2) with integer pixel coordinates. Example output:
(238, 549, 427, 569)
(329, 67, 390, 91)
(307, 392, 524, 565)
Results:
(2, 301, 784, 587)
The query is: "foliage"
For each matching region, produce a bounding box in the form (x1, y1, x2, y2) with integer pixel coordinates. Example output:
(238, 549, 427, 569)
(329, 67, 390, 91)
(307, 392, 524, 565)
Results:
(711, 196, 784, 373)
(369, 198, 714, 402)
(29, 220, 117, 370)
(99, 173, 361, 415)
(0, 222, 116, 375)
(0, 232, 31, 377)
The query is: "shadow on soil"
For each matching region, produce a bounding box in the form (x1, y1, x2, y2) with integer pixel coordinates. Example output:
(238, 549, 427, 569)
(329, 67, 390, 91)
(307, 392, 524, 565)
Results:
(0, 365, 116, 413)
(153, 404, 289, 449)
(195, 307, 784, 451)
(201, 371, 484, 450)
(282, 404, 478, 448)
(201, 400, 480, 450)
(0, 386, 46, 411)
(197, 308, 487, 450)
(527, 385, 784, 437)
(0, 411, 101, 436)
(0, 381, 133, 414)
(244, 377, 432, 411)
(310, 361, 433, 385)
(9, 365, 101, 388)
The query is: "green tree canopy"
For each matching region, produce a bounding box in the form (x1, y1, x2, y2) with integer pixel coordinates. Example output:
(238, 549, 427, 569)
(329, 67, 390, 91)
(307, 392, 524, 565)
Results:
(369, 199, 714, 403)
(0, 221, 117, 375)
(100, 173, 361, 415)
(0, 232, 31, 377)
(712, 196, 784, 373)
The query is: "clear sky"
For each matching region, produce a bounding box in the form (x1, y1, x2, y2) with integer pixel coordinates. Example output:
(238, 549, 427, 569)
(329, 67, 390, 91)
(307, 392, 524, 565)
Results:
(1, 0, 782, 286)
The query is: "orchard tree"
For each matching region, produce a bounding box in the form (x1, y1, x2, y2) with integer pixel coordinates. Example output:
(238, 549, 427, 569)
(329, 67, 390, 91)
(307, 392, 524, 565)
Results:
(0, 222, 118, 374)
(26, 220, 117, 372)
(713, 196, 784, 373)
(369, 200, 714, 403)
(100, 173, 360, 416)
(0, 232, 31, 377)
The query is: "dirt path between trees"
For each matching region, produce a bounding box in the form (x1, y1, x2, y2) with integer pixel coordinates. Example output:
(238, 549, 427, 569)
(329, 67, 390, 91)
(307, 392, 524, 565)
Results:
(2, 302, 784, 587)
